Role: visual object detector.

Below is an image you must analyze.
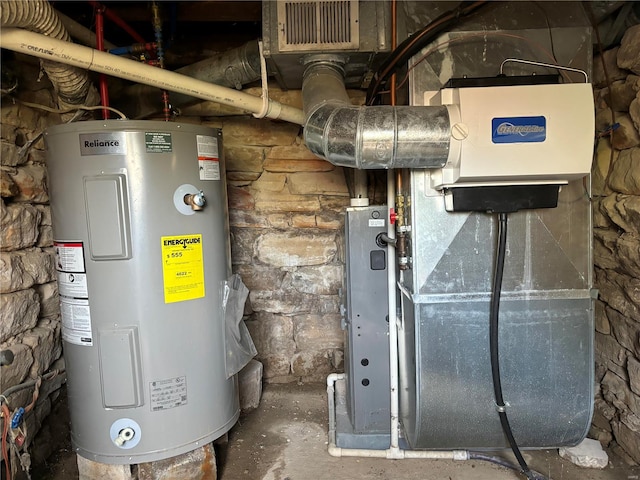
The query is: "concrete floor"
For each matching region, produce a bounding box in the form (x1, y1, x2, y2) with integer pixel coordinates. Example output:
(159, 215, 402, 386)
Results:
(31, 383, 640, 479)
(218, 384, 639, 480)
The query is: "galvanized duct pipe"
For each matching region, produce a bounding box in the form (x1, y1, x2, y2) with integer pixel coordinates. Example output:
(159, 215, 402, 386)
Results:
(119, 40, 263, 119)
(0, 0, 99, 110)
(56, 9, 117, 50)
(302, 58, 452, 169)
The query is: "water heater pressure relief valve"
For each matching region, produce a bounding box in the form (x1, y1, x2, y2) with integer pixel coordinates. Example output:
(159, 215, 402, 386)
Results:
(184, 191, 206, 211)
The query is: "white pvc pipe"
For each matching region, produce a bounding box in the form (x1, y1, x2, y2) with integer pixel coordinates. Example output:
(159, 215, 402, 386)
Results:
(386, 170, 401, 454)
(326, 372, 343, 448)
(350, 169, 369, 207)
(325, 374, 469, 460)
(0, 28, 306, 125)
(324, 175, 469, 462)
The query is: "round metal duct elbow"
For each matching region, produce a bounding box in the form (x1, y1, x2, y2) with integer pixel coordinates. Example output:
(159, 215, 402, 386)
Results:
(301, 58, 451, 170)
(304, 102, 452, 170)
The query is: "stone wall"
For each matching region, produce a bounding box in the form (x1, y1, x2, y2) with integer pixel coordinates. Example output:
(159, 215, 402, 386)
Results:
(0, 59, 65, 463)
(590, 25, 640, 465)
(215, 107, 351, 384)
(194, 87, 371, 385)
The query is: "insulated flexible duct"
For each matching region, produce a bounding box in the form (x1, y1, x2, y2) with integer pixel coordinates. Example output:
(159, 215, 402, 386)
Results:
(302, 59, 451, 169)
(0, 0, 99, 110)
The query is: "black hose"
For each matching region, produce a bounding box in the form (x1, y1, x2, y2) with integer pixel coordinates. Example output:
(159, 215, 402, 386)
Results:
(489, 213, 545, 480)
(468, 452, 549, 480)
(469, 452, 519, 471)
(376, 232, 397, 247)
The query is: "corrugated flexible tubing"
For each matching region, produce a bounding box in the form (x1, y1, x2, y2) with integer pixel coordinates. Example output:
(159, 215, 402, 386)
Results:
(0, 0, 99, 110)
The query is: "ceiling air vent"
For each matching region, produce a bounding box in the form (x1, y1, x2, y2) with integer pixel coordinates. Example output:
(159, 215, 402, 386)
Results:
(277, 1, 359, 52)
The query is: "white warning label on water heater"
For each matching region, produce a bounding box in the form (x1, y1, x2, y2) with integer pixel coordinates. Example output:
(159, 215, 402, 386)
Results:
(54, 241, 86, 273)
(150, 376, 188, 411)
(54, 241, 93, 346)
(60, 297, 93, 346)
(196, 135, 220, 181)
(54, 241, 89, 298)
(57, 271, 89, 298)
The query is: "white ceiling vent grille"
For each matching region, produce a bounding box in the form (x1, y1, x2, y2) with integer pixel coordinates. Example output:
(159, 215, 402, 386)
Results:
(277, 1, 359, 52)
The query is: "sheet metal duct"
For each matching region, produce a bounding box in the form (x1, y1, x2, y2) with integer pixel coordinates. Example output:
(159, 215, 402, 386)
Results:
(262, 0, 391, 89)
(398, 2, 594, 449)
(302, 58, 451, 170)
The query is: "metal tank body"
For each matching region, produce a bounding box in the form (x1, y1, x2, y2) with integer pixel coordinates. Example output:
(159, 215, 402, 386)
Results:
(45, 120, 238, 464)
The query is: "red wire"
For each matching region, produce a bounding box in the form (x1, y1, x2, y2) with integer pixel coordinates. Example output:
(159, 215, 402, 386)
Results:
(95, 5, 110, 119)
(2, 403, 11, 480)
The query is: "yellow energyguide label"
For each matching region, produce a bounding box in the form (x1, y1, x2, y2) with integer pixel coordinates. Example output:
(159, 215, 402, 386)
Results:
(161, 234, 205, 303)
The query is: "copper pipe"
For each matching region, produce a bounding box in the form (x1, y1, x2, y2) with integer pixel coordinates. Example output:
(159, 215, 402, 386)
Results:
(390, 0, 409, 270)
(390, 0, 397, 106)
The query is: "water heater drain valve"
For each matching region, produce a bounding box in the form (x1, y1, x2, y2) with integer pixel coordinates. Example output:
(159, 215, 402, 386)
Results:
(114, 427, 135, 446)
(183, 191, 206, 211)
(110, 418, 141, 449)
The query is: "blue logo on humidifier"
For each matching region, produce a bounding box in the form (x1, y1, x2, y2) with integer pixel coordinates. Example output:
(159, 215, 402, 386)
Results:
(492, 116, 546, 144)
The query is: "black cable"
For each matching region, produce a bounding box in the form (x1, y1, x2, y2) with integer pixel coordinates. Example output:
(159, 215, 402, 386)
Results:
(366, 3, 463, 104)
(489, 213, 544, 480)
(366, 1, 488, 105)
(469, 452, 520, 472)
(469, 452, 549, 480)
